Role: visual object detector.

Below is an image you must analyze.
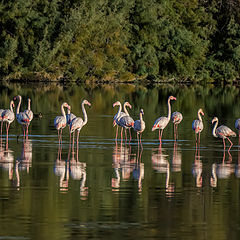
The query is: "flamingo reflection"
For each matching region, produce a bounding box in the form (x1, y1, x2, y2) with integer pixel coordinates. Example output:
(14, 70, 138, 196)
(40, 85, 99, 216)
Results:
(210, 152, 234, 187)
(151, 145, 174, 197)
(112, 143, 144, 192)
(192, 144, 202, 188)
(171, 140, 182, 173)
(54, 145, 69, 191)
(69, 149, 88, 199)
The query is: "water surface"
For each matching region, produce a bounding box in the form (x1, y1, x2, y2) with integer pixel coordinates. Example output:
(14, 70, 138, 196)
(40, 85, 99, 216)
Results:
(0, 83, 239, 240)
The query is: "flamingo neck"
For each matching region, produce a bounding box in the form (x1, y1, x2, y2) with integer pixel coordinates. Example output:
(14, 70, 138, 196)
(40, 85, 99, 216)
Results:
(140, 112, 144, 128)
(67, 108, 70, 115)
(28, 100, 31, 111)
(10, 101, 14, 112)
(212, 120, 218, 138)
(16, 96, 22, 114)
(61, 104, 67, 118)
(167, 99, 172, 121)
(82, 102, 88, 126)
(198, 111, 203, 122)
(123, 103, 129, 116)
(116, 103, 122, 118)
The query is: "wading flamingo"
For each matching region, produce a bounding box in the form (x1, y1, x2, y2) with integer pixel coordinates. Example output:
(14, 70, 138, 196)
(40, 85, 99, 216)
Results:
(113, 101, 132, 141)
(14, 95, 31, 139)
(152, 96, 176, 144)
(171, 111, 183, 140)
(24, 98, 33, 137)
(54, 102, 70, 145)
(212, 117, 236, 153)
(133, 109, 145, 147)
(70, 100, 91, 150)
(192, 108, 204, 147)
(2, 100, 15, 146)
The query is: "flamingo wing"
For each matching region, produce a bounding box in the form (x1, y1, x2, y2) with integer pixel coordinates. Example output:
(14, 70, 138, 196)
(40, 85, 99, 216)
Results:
(235, 119, 240, 130)
(70, 117, 84, 132)
(54, 116, 66, 130)
(17, 112, 30, 125)
(118, 115, 134, 128)
(192, 119, 203, 133)
(152, 117, 168, 131)
(216, 125, 236, 138)
(2, 110, 15, 123)
(24, 110, 33, 121)
(171, 111, 183, 124)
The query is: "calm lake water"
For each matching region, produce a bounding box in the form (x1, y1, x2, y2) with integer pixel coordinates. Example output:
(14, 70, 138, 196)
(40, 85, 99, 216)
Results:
(0, 82, 240, 239)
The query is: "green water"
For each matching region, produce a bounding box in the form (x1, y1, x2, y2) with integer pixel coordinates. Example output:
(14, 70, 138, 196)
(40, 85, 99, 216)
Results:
(0, 83, 239, 240)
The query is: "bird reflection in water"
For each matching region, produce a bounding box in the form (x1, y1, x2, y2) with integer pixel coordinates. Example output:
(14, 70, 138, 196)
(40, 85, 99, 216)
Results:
(210, 152, 234, 187)
(171, 140, 182, 173)
(112, 142, 144, 192)
(54, 144, 69, 192)
(192, 144, 202, 188)
(69, 149, 88, 199)
(235, 143, 240, 179)
(151, 144, 174, 198)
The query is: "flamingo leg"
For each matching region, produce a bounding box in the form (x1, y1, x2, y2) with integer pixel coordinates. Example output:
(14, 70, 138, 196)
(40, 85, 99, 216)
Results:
(140, 133, 143, 148)
(0, 121, 2, 136)
(158, 129, 161, 143)
(226, 137, 233, 152)
(125, 128, 127, 142)
(72, 131, 75, 150)
(137, 133, 139, 147)
(223, 138, 226, 152)
(160, 129, 163, 144)
(198, 132, 201, 146)
(115, 125, 118, 142)
(76, 130, 80, 150)
(129, 128, 132, 142)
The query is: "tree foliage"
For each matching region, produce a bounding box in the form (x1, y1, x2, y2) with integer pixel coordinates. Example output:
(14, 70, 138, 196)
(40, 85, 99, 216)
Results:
(0, 0, 240, 83)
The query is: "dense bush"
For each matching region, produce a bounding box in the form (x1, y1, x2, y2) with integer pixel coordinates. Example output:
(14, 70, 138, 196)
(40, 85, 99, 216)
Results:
(0, 0, 240, 83)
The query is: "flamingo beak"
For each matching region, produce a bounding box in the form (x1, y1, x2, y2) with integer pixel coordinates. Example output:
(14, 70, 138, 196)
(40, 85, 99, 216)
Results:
(88, 102, 91, 106)
(173, 97, 177, 100)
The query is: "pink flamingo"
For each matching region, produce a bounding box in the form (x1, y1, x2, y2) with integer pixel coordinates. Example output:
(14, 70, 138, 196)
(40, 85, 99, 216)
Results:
(212, 117, 236, 153)
(235, 118, 240, 144)
(192, 108, 204, 146)
(133, 109, 145, 147)
(24, 98, 33, 137)
(70, 100, 91, 150)
(171, 111, 183, 140)
(54, 102, 70, 145)
(113, 101, 132, 141)
(14, 95, 31, 139)
(2, 100, 15, 146)
(152, 96, 176, 144)
(117, 111, 134, 142)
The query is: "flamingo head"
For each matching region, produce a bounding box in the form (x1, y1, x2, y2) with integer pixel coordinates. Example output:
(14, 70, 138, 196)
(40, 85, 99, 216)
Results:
(62, 102, 70, 110)
(199, 108, 204, 116)
(211, 117, 218, 124)
(13, 95, 21, 101)
(113, 101, 121, 108)
(169, 96, 176, 101)
(83, 100, 91, 106)
(124, 102, 132, 109)
(140, 109, 144, 115)
(11, 101, 15, 108)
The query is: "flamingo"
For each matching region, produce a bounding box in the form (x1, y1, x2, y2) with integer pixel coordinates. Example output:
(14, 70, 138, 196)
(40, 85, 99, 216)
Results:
(54, 102, 70, 145)
(212, 117, 236, 152)
(2, 100, 15, 146)
(171, 111, 183, 140)
(24, 98, 33, 137)
(66, 106, 76, 142)
(235, 118, 240, 144)
(69, 100, 91, 150)
(133, 109, 145, 147)
(14, 95, 31, 139)
(192, 108, 204, 146)
(152, 96, 176, 144)
(117, 112, 134, 142)
(113, 101, 132, 141)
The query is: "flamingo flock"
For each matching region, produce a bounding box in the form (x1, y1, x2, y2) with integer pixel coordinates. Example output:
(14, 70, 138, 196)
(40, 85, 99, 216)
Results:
(0, 95, 239, 155)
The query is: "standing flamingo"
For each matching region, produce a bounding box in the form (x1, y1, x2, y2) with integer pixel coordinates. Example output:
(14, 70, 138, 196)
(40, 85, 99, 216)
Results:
(24, 98, 33, 137)
(171, 111, 183, 140)
(152, 96, 176, 144)
(70, 100, 91, 150)
(212, 117, 236, 152)
(117, 112, 134, 142)
(113, 101, 132, 141)
(235, 118, 240, 144)
(54, 102, 70, 145)
(192, 108, 204, 146)
(2, 100, 15, 146)
(14, 95, 31, 139)
(133, 109, 145, 147)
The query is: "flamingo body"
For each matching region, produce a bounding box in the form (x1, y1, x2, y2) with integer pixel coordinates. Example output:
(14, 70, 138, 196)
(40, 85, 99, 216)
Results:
(70, 117, 84, 133)
(134, 109, 145, 147)
(54, 116, 67, 130)
(192, 119, 203, 133)
(171, 111, 183, 125)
